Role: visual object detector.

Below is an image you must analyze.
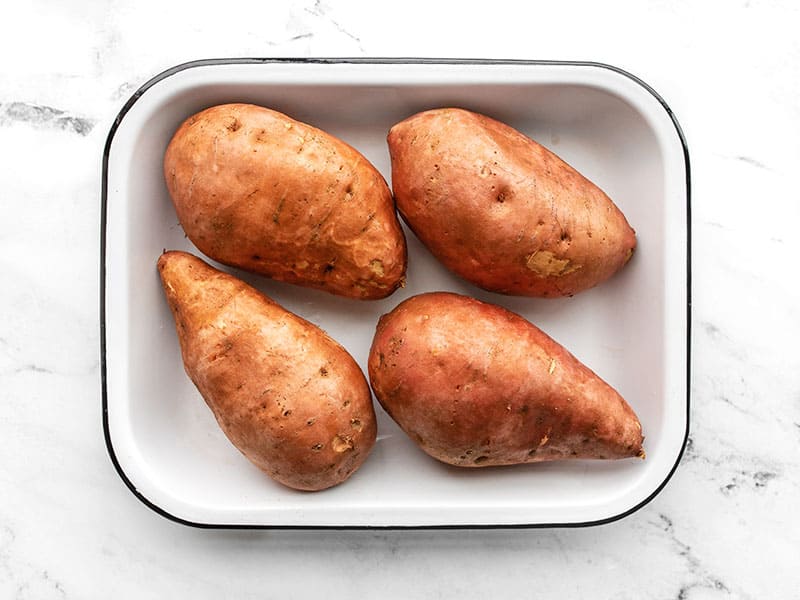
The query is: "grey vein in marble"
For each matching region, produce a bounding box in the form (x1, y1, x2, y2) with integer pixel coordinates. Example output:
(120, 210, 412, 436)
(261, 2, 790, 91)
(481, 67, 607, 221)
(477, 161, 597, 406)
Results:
(111, 81, 138, 101)
(719, 469, 779, 496)
(0, 102, 95, 136)
(14, 569, 67, 600)
(702, 220, 727, 230)
(303, 0, 364, 50)
(265, 31, 314, 47)
(652, 514, 735, 600)
(734, 155, 769, 170)
(0, 524, 14, 576)
(12, 363, 54, 375)
(700, 320, 745, 358)
(683, 419, 783, 482)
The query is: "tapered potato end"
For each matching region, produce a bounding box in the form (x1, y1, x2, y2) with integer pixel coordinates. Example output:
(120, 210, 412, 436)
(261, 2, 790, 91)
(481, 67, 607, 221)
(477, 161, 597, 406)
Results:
(157, 250, 252, 337)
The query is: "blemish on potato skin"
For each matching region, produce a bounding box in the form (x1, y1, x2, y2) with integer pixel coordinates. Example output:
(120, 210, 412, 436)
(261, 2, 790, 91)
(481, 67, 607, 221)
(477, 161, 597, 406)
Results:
(525, 250, 582, 277)
(271, 197, 285, 224)
(360, 212, 376, 233)
(369, 259, 385, 277)
(388, 336, 404, 355)
(225, 117, 241, 132)
(332, 434, 354, 453)
(210, 218, 233, 233)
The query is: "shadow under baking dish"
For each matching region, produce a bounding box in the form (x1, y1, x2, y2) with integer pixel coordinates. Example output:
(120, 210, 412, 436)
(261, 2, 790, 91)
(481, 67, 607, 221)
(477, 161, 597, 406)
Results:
(101, 58, 691, 529)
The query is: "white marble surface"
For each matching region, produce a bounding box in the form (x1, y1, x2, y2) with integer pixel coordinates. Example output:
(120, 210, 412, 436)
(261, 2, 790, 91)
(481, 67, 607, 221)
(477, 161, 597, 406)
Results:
(1, 0, 798, 597)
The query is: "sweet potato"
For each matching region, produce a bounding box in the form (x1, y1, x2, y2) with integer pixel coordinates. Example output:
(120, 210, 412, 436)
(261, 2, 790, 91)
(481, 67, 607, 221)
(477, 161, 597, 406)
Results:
(387, 107, 636, 297)
(164, 103, 406, 299)
(368, 292, 644, 466)
(158, 250, 377, 491)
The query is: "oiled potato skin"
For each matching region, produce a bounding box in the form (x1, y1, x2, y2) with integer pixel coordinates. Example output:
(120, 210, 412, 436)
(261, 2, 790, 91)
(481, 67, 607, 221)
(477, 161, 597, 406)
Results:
(368, 292, 643, 466)
(165, 103, 406, 299)
(158, 251, 377, 491)
(388, 108, 636, 297)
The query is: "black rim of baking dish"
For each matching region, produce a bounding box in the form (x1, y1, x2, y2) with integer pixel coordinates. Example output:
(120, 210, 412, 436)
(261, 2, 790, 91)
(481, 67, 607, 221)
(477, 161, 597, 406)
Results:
(100, 57, 692, 530)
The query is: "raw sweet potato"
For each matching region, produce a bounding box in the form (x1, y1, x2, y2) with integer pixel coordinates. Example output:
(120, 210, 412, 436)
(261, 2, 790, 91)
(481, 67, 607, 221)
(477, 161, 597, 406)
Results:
(387, 107, 636, 297)
(164, 103, 407, 299)
(368, 292, 644, 466)
(158, 250, 377, 491)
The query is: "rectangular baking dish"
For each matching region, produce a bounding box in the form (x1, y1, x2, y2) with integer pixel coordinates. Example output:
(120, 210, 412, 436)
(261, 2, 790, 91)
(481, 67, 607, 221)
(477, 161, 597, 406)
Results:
(101, 58, 690, 528)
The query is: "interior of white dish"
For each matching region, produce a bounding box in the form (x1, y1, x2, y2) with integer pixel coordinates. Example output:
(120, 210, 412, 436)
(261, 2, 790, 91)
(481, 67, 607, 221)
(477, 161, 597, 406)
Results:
(104, 61, 688, 527)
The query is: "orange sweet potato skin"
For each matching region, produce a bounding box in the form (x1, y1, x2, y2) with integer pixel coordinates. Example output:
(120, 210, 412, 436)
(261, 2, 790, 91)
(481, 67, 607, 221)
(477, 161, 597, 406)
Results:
(164, 103, 406, 299)
(368, 292, 643, 466)
(158, 251, 377, 491)
(388, 108, 636, 298)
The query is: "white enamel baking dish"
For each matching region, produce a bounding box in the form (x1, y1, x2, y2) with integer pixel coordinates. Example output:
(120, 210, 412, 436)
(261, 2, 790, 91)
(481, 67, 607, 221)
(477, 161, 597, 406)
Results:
(101, 59, 690, 528)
